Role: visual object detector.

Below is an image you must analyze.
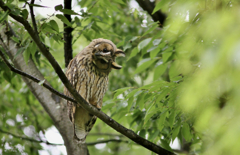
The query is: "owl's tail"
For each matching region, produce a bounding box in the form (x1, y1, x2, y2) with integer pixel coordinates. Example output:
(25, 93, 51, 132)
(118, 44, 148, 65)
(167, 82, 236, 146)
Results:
(74, 125, 87, 143)
(74, 106, 99, 143)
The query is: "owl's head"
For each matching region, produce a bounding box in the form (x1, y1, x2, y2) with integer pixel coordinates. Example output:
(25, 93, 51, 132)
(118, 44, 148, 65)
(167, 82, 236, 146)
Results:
(91, 39, 125, 73)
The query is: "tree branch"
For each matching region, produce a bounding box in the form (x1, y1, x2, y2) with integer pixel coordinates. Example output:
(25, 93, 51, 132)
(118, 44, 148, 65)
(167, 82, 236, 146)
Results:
(64, 0, 73, 67)
(0, 128, 129, 147)
(86, 139, 128, 146)
(0, 45, 76, 104)
(29, 0, 38, 33)
(135, 0, 167, 27)
(88, 133, 124, 137)
(0, 1, 174, 154)
(0, 128, 63, 146)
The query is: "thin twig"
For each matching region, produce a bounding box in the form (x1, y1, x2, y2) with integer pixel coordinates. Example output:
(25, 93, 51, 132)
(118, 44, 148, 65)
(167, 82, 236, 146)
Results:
(0, 128, 63, 146)
(0, 47, 77, 104)
(29, 0, 38, 33)
(88, 133, 124, 137)
(0, 128, 130, 146)
(86, 139, 128, 146)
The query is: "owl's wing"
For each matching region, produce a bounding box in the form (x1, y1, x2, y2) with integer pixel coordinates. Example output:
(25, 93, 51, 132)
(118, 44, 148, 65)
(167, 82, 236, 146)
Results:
(65, 55, 93, 142)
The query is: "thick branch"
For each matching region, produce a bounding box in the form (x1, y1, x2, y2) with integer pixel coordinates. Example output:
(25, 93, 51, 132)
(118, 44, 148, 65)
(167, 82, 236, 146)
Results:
(64, 0, 73, 67)
(136, 0, 167, 26)
(0, 1, 174, 154)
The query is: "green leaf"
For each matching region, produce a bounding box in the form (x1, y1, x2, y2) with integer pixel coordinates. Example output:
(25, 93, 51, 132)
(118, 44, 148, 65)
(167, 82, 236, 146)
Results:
(144, 102, 159, 125)
(38, 79, 45, 86)
(138, 38, 152, 52)
(149, 46, 161, 59)
(55, 4, 63, 11)
(0, 10, 9, 23)
(149, 130, 159, 141)
(181, 123, 192, 142)
(75, 17, 81, 27)
(60, 9, 79, 15)
(136, 91, 147, 110)
(127, 47, 138, 61)
(134, 58, 157, 74)
(158, 110, 168, 131)
(23, 45, 31, 64)
(49, 20, 59, 32)
(3, 71, 12, 83)
(11, 36, 20, 43)
(168, 111, 176, 128)
(21, 9, 28, 19)
(56, 14, 71, 27)
(152, 39, 162, 46)
(154, 63, 168, 80)
(126, 89, 139, 99)
(42, 23, 56, 33)
(114, 0, 126, 5)
(142, 23, 159, 37)
(127, 96, 134, 111)
(113, 87, 132, 99)
(14, 47, 26, 60)
(152, 1, 165, 15)
(172, 125, 181, 141)
(160, 139, 173, 152)
(83, 21, 94, 30)
(139, 129, 146, 138)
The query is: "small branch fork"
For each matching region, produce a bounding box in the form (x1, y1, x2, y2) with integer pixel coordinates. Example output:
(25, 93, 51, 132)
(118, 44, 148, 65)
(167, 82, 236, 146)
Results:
(0, 1, 174, 154)
(0, 47, 76, 104)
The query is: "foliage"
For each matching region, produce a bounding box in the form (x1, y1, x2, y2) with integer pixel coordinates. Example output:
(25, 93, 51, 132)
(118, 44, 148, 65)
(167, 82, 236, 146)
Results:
(1, 0, 240, 155)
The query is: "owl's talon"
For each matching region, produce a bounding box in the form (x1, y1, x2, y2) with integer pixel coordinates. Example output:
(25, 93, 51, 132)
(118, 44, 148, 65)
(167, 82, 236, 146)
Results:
(97, 107, 101, 110)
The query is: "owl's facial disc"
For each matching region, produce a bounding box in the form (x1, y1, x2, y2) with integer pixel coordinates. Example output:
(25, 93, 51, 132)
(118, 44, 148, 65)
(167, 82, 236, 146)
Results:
(93, 50, 112, 72)
(93, 43, 125, 72)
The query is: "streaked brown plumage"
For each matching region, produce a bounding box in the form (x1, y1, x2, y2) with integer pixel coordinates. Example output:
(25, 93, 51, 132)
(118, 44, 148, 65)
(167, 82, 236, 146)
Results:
(64, 38, 125, 143)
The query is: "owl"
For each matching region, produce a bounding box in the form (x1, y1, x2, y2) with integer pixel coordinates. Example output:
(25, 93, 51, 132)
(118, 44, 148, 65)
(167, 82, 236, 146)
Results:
(64, 38, 125, 143)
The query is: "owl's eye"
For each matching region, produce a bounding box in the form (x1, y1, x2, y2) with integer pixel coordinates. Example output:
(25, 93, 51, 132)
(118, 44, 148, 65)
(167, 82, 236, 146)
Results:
(103, 48, 108, 53)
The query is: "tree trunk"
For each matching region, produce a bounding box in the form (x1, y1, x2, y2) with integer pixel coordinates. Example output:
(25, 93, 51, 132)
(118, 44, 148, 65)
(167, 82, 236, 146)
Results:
(0, 23, 83, 155)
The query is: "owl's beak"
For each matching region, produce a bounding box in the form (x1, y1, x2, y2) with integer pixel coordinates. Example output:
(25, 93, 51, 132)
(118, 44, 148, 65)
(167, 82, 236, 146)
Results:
(115, 49, 125, 57)
(95, 53, 109, 63)
(111, 49, 125, 69)
(111, 61, 122, 69)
